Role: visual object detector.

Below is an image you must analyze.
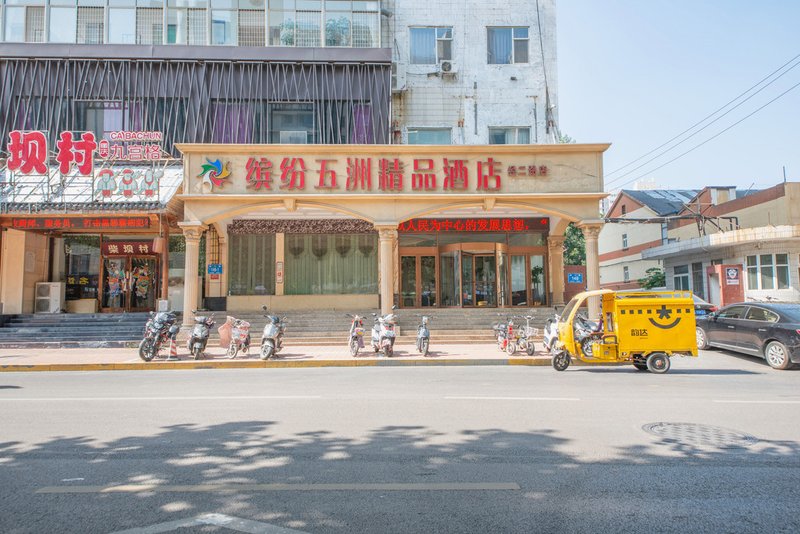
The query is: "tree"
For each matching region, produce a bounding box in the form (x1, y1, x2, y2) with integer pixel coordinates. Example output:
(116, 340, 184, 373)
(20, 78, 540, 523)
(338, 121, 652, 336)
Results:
(559, 133, 577, 144)
(638, 267, 666, 289)
(563, 223, 585, 266)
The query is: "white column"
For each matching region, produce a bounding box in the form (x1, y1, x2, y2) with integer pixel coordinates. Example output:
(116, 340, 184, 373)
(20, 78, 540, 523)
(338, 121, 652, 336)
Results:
(376, 225, 398, 314)
(579, 223, 603, 320)
(179, 222, 207, 327)
(547, 235, 566, 306)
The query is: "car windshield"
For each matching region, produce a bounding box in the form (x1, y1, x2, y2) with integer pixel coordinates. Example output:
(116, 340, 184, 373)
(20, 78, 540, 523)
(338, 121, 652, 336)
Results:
(778, 305, 800, 322)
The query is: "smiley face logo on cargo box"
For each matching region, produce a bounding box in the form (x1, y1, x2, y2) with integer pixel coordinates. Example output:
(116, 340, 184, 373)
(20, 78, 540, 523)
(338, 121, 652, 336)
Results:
(648, 305, 681, 329)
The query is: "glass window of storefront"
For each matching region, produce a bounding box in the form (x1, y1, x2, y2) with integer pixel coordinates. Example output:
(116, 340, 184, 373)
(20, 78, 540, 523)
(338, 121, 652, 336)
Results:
(228, 233, 276, 295)
(64, 235, 100, 301)
(284, 233, 377, 295)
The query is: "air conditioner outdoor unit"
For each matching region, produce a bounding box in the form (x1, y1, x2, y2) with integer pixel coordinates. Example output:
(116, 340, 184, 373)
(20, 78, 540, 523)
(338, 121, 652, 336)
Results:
(439, 60, 458, 75)
(279, 131, 308, 144)
(391, 62, 407, 93)
(34, 282, 65, 314)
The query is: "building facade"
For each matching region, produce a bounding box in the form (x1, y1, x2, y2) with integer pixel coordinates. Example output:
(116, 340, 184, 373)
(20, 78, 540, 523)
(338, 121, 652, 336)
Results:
(643, 182, 800, 306)
(387, 0, 559, 145)
(599, 189, 697, 290)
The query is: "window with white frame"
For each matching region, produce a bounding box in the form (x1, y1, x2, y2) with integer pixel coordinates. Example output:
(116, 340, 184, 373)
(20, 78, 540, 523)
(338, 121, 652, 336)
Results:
(488, 127, 530, 144)
(622, 233, 628, 250)
(407, 128, 452, 145)
(167, 4, 208, 46)
(487, 27, 529, 64)
(136, 7, 164, 44)
(746, 254, 790, 290)
(77, 6, 105, 44)
(409, 27, 452, 64)
(673, 265, 690, 291)
(623, 266, 630, 283)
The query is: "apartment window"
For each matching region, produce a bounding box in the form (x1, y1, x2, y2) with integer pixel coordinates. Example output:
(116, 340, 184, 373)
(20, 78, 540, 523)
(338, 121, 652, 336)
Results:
(137, 7, 164, 44)
(238, 9, 265, 46)
(74, 102, 125, 142)
(488, 27, 529, 64)
(352, 5, 378, 47)
(692, 262, 705, 300)
(488, 127, 530, 144)
(325, 3, 351, 46)
(747, 254, 790, 290)
(661, 223, 669, 245)
(270, 103, 315, 144)
(109, 8, 136, 44)
(622, 233, 628, 250)
(407, 128, 452, 145)
(410, 27, 452, 64)
(621, 205, 627, 216)
(49, 6, 78, 43)
(77, 7, 104, 44)
(212, 9, 237, 44)
(623, 266, 630, 283)
(167, 5, 208, 45)
(673, 265, 690, 291)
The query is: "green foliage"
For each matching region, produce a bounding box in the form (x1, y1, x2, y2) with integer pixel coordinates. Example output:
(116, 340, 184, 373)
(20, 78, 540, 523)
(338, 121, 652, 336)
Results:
(563, 223, 585, 266)
(638, 267, 666, 289)
(559, 133, 577, 144)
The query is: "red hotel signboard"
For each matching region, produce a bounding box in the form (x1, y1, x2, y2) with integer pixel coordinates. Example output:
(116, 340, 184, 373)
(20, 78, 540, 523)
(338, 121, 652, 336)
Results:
(11, 217, 151, 230)
(398, 217, 549, 233)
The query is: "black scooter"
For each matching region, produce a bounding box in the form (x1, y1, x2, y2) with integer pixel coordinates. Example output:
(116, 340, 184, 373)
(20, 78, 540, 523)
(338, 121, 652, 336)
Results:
(187, 310, 215, 360)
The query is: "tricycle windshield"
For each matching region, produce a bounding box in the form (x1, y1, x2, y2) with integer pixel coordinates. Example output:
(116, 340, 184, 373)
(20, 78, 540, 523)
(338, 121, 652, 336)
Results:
(560, 297, 580, 321)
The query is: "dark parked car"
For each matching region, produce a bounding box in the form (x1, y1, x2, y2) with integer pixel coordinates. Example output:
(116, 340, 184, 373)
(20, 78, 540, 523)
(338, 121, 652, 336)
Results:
(692, 295, 717, 318)
(695, 302, 800, 370)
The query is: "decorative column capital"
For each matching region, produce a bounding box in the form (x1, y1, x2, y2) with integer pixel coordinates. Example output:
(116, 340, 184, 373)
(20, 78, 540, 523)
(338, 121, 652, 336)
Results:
(374, 224, 398, 241)
(179, 222, 207, 242)
(578, 222, 603, 240)
(547, 235, 566, 251)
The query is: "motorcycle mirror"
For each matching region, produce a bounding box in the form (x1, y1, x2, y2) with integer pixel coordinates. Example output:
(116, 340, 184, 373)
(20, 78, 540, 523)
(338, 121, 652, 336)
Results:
(392, 304, 397, 310)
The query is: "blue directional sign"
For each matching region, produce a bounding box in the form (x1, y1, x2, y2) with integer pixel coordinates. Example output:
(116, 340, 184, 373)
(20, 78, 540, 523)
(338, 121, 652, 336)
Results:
(567, 272, 583, 284)
(207, 263, 223, 275)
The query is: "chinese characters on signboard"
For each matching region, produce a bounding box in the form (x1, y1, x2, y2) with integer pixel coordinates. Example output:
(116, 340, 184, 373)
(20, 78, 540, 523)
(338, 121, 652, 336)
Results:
(102, 241, 154, 256)
(11, 217, 151, 231)
(398, 218, 549, 233)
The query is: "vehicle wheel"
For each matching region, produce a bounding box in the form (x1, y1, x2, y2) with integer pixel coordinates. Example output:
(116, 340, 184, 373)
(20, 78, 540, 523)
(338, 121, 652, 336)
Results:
(420, 338, 429, 357)
(506, 341, 517, 356)
(138, 338, 155, 362)
(580, 338, 594, 357)
(696, 327, 709, 350)
(261, 343, 275, 361)
(192, 346, 202, 360)
(227, 342, 238, 359)
(349, 338, 359, 357)
(765, 341, 792, 370)
(552, 352, 570, 371)
(526, 343, 536, 356)
(646, 352, 670, 374)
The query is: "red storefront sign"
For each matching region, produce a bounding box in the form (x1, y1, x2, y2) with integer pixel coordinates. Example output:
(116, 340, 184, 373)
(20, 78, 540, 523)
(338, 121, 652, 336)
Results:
(11, 217, 151, 231)
(102, 241, 155, 256)
(398, 217, 549, 233)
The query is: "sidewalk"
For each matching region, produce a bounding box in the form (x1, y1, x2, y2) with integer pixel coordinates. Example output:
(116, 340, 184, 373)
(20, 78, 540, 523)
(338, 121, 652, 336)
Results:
(0, 342, 569, 372)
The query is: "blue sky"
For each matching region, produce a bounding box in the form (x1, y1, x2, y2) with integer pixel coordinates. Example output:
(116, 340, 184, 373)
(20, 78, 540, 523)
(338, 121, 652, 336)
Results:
(557, 0, 800, 192)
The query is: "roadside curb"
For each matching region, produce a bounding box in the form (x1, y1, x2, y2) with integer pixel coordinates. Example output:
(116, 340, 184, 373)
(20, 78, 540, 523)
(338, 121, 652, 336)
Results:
(0, 357, 629, 372)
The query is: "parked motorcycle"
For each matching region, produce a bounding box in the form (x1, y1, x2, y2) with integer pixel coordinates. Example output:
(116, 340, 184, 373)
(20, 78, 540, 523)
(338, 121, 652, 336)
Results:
(371, 307, 397, 357)
(138, 311, 179, 362)
(574, 313, 602, 357)
(416, 315, 431, 356)
(225, 316, 251, 359)
(187, 310, 215, 360)
(493, 316, 516, 354)
(513, 315, 539, 356)
(260, 305, 286, 360)
(346, 313, 366, 357)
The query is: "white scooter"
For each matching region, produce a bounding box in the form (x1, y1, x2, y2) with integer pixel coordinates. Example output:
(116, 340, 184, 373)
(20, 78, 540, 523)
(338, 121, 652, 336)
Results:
(371, 307, 397, 357)
(260, 305, 286, 360)
(542, 309, 560, 353)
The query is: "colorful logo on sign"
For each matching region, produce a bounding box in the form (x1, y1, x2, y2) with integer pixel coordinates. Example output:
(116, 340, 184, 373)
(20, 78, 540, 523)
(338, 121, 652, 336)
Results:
(198, 158, 231, 191)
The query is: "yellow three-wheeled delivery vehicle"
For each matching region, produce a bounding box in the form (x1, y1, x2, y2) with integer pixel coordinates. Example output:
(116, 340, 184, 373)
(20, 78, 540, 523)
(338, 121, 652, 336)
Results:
(552, 289, 698, 373)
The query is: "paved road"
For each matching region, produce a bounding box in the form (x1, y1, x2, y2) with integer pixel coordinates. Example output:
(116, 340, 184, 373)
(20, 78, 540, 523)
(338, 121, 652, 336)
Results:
(1, 350, 798, 533)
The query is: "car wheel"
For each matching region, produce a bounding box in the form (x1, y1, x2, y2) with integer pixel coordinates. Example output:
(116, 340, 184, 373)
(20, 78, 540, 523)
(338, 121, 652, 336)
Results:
(696, 327, 709, 350)
(646, 352, 670, 374)
(764, 341, 791, 370)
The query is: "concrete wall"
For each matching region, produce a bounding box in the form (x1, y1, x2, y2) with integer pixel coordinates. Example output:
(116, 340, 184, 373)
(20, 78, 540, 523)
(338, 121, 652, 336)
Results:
(0, 229, 49, 314)
(388, 0, 558, 144)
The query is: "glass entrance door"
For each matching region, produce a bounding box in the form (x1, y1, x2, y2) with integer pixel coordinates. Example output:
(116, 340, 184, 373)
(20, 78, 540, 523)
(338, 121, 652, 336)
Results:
(400, 254, 438, 307)
(474, 255, 497, 306)
(102, 256, 159, 312)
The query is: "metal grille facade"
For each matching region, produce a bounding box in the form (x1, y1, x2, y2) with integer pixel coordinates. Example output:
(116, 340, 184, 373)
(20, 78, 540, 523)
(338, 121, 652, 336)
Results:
(24, 7, 45, 43)
(239, 10, 266, 47)
(136, 8, 164, 45)
(77, 7, 105, 45)
(0, 49, 392, 160)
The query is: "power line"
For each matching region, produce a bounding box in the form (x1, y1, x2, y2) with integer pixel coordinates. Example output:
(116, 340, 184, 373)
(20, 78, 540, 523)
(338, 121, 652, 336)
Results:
(608, 78, 800, 191)
(605, 52, 800, 180)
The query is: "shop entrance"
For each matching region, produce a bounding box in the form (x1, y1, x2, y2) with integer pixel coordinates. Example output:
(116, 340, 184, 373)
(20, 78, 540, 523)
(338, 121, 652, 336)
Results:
(101, 256, 159, 312)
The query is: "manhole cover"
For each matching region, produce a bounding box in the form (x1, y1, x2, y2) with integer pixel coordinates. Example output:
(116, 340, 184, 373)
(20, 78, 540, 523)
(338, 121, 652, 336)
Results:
(642, 422, 759, 449)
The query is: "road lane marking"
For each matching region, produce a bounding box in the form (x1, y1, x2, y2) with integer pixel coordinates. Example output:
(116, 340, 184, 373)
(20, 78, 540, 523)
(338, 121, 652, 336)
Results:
(443, 396, 580, 401)
(36, 482, 520, 494)
(0, 395, 322, 402)
(713, 399, 800, 404)
(110, 513, 309, 534)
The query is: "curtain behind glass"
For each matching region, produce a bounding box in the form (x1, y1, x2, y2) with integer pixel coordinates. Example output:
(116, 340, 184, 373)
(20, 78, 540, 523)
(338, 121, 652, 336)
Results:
(410, 28, 436, 64)
(488, 28, 512, 64)
(284, 234, 377, 295)
(229, 234, 275, 295)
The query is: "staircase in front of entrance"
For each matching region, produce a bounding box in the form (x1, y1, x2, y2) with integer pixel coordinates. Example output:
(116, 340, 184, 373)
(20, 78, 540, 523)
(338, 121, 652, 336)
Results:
(0, 307, 556, 348)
